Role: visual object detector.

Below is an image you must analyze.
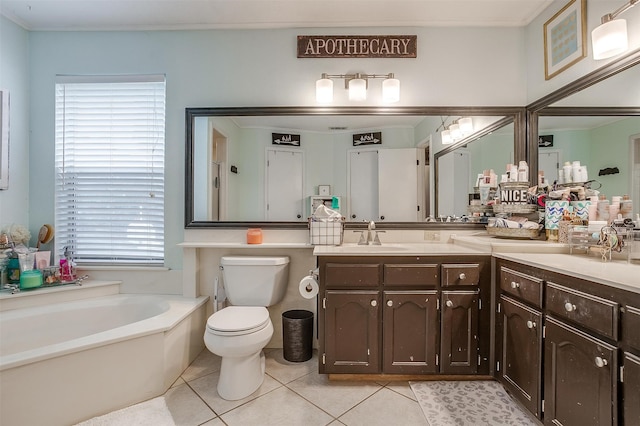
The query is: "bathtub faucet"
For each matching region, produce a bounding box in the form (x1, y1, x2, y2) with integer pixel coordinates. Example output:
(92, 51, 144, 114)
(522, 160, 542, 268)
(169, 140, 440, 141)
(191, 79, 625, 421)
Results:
(75, 275, 89, 286)
(3, 283, 20, 294)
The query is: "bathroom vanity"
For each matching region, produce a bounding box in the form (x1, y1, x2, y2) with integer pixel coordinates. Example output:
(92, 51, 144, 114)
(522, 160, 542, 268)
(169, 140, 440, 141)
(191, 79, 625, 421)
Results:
(314, 244, 492, 377)
(314, 242, 640, 426)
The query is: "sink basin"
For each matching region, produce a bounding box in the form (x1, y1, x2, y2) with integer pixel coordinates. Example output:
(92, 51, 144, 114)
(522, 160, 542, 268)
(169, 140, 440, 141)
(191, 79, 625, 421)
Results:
(329, 244, 411, 253)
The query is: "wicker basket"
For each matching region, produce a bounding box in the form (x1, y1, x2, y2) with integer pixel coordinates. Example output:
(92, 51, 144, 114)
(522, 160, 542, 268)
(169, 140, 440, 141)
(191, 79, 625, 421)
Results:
(492, 204, 537, 214)
(486, 226, 541, 239)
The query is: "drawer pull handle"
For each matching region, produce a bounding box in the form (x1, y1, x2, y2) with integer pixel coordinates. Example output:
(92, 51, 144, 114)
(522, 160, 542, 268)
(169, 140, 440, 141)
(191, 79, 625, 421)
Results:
(371, 300, 377, 307)
(446, 300, 454, 308)
(387, 300, 393, 307)
(510, 281, 520, 289)
(526, 320, 536, 329)
(564, 302, 577, 312)
(595, 357, 608, 368)
(459, 273, 466, 280)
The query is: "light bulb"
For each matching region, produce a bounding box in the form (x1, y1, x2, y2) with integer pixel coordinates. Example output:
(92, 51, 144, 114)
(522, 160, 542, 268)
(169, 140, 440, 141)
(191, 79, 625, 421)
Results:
(459, 117, 473, 135)
(450, 123, 461, 140)
(382, 76, 400, 103)
(316, 76, 333, 103)
(441, 129, 452, 145)
(349, 77, 367, 101)
(592, 19, 628, 60)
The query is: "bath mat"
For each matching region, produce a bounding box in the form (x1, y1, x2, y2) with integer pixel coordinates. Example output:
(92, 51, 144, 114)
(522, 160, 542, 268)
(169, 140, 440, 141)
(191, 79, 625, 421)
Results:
(74, 396, 175, 426)
(409, 380, 537, 426)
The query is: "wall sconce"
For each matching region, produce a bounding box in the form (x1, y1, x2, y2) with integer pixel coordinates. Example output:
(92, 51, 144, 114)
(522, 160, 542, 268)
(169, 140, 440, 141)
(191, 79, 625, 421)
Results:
(316, 73, 400, 103)
(438, 117, 474, 145)
(591, 0, 638, 60)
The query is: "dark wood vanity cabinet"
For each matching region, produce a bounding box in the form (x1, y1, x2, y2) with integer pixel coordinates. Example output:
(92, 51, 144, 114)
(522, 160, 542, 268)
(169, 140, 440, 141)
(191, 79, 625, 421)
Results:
(318, 255, 489, 376)
(496, 258, 640, 426)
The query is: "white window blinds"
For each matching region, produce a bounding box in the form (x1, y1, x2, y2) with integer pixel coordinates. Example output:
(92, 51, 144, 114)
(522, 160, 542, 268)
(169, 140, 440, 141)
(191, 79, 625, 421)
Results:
(55, 76, 166, 265)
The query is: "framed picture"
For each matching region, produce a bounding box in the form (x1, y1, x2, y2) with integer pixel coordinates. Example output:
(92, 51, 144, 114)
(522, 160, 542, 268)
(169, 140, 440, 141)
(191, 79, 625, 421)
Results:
(353, 131, 382, 146)
(543, 0, 587, 80)
(318, 185, 331, 196)
(272, 132, 301, 146)
(0, 89, 9, 190)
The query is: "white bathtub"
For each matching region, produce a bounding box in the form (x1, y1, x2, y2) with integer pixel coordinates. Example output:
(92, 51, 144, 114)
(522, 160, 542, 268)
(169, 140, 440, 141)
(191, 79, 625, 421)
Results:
(0, 293, 209, 426)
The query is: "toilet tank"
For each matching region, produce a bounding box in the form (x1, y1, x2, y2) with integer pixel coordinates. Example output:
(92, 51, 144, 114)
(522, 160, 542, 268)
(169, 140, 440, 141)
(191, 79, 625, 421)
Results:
(220, 256, 290, 306)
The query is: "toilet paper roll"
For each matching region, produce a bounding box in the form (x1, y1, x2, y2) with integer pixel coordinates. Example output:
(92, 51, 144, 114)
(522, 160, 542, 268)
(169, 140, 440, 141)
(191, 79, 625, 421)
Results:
(299, 275, 319, 299)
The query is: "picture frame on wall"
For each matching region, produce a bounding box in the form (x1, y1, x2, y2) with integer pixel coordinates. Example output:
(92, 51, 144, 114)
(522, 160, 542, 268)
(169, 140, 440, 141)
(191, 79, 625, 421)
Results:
(543, 0, 587, 80)
(0, 89, 9, 190)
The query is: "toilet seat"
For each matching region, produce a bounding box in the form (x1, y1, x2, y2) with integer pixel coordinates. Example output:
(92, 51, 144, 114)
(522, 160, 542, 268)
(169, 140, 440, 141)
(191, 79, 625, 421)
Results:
(207, 306, 270, 336)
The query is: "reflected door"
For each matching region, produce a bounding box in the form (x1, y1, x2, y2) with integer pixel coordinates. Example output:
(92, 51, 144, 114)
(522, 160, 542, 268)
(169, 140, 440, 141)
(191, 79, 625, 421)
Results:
(539, 150, 560, 185)
(378, 148, 421, 221)
(265, 148, 304, 221)
(209, 161, 220, 221)
(348, 149, 378, 221)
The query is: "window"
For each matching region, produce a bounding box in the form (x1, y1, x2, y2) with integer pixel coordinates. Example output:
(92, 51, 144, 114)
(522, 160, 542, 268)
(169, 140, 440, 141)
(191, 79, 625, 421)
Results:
(55, 75, 166, 265)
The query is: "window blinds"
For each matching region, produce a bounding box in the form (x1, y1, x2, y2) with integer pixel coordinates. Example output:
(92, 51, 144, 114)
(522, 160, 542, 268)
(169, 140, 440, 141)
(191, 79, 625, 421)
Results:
(55, 76, 166, 265)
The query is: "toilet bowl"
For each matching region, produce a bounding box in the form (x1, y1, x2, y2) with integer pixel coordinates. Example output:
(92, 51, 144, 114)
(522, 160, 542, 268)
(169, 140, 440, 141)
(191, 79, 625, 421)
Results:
(204, 306, 274, 400)
(203, 256, 290, 400)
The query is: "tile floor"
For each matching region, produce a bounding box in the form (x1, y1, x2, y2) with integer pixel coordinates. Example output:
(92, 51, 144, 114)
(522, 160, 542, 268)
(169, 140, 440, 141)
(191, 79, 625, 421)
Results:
(160, 348, 429, 426)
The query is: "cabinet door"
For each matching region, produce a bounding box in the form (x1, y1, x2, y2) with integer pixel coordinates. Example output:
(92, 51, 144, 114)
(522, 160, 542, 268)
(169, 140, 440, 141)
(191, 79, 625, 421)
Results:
(324, 290, 380, 374)
(440, 291, 479, 374)
(544, 317, 617, 426)
(383, 291, 438, 374)
(624, 352, 640, 426)
(497, 295, 542, 418)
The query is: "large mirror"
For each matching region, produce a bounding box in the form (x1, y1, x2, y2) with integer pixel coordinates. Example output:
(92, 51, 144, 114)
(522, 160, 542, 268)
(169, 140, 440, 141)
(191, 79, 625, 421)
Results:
(185, 107, 523, 228)
(530, 51, 640, 218)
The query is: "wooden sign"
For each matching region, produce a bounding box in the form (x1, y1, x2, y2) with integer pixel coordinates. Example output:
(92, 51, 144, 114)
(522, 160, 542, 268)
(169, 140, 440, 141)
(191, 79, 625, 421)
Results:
(272, 133, 300, 146)
(353, 132, 382, 146)
(298, 35, 417, 58)
(538, 135, 554, 147)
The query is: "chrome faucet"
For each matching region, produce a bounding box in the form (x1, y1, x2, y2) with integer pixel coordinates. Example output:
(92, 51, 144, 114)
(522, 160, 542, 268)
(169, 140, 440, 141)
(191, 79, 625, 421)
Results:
(367, 221, 376, 244)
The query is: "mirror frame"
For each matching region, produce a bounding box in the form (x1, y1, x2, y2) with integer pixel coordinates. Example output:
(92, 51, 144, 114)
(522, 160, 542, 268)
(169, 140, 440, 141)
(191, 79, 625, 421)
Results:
(185, 106, 526, 229)
(527, 48, 640, 177)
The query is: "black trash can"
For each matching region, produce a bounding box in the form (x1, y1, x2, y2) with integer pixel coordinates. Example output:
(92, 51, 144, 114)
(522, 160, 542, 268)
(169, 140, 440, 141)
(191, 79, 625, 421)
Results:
(282, 310, 313, 362)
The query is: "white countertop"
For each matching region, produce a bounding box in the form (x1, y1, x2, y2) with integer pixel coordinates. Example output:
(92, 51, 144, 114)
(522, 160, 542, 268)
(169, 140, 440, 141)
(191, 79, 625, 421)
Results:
(313, 242, 488, 256)
(495, 252, 639, 294)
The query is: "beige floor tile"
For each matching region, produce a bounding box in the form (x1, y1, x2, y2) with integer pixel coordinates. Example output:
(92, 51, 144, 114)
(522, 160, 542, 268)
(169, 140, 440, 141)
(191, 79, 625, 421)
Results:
(220, 387, 334, 426)
(287, 371, 383, 418)
(180, 349, 222, 382)
(188, 369, 283, 415)
(171, 377, 186, 388)
(200, 418, 226, 426)
(265, 349, 318, 384)
(385, 381, 417, 401)
(338, 388, 427, 426)
(164, 383, 217, 426)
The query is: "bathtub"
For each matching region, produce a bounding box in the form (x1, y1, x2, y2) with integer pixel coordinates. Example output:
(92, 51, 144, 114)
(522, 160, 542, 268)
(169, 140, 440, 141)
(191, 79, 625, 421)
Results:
(0, 293, 209, 426)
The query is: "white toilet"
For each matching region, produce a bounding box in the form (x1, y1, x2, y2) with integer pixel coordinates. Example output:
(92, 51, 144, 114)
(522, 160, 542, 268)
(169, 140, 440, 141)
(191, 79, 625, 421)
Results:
(204, 255, 290, 400)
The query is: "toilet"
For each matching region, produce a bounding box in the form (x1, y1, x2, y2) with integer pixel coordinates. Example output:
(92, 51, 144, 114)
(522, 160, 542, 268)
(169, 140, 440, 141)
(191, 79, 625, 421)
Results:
(204, 256, 290, 400)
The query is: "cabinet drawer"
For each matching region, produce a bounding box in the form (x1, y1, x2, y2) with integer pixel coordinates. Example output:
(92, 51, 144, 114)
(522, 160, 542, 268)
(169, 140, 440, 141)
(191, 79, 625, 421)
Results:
(325, 263, 380, 288)
(441, 263, 480, 287)
(546, 282, 619, 340)
(499, 266, 543, 308)
(383, 264, 438, 287)
(624, 305, 640, 353)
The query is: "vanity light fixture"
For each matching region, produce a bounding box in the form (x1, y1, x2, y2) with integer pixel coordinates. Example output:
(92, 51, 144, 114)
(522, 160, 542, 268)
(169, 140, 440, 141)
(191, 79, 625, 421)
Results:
(315, 72, 400, 103)
(591, 0, 638, 60)
(439, 117, 474, 145)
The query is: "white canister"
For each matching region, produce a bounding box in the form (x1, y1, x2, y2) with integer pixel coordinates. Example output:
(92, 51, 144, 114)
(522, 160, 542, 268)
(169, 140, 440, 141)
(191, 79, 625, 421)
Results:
(563, 163, 572, 183)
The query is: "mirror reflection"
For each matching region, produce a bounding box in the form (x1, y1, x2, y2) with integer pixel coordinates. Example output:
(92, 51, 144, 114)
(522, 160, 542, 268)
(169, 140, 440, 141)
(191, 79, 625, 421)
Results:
(189, 112, 513, 225)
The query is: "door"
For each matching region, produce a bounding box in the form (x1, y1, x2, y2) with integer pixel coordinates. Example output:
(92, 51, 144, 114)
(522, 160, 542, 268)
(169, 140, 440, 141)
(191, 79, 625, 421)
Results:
(539, 150, 560, 185)
(324, 290, 380, 374)
(265, 148, 304, 221)
(378, 148, 421, 221)
(624, 352, 640, 426)
(383, 291, 438, 374)
(543, 317, 617, 426)
(347, 149, 378, 222)
(440, 290, 479, 374)
(209, 161, 220, 221)
(497, 295, 542, 418)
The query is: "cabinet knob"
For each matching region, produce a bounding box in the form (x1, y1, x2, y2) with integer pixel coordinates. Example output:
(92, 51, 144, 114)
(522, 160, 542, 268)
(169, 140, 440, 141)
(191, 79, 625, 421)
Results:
(526, 320, 536, 329)
(510, 281, 520, 289)
(387, 300, 393, 307)
(595, 356, 608, 368)
(370, 300, 377, 307)
(446, 300, 454, 308)
(459, 273, 466, 280)
(564, 302, 577, 312)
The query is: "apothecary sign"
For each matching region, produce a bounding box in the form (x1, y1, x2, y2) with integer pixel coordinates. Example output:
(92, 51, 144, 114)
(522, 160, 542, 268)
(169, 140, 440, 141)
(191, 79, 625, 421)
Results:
(297, 35, 417, 58)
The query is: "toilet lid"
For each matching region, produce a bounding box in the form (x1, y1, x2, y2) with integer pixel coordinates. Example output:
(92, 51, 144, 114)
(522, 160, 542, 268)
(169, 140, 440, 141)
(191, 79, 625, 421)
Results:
(207, 306, 270, 334)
